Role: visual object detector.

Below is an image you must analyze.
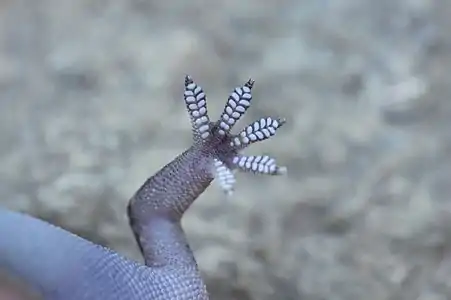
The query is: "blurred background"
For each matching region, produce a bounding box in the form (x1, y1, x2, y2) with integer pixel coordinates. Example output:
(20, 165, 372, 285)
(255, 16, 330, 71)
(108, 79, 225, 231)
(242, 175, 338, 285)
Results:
(1, 0, 451, 299)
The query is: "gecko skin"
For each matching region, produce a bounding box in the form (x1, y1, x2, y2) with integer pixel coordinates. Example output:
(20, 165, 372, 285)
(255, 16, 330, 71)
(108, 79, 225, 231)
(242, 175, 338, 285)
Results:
(0, 76, 286, 300)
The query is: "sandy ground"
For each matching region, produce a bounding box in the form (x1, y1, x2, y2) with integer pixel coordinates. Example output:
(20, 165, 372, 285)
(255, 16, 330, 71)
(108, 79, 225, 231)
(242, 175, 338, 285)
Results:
(1, 0, 451, 299)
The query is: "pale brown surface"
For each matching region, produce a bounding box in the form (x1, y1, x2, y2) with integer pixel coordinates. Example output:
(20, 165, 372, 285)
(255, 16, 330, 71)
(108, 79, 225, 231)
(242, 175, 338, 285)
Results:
(0, 273, 40, 300)
(1, 0, 451, 299)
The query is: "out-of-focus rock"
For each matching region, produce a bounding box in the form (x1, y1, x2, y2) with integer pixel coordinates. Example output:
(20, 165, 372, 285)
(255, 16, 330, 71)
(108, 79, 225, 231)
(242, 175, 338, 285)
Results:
(0, 273, 40, 300)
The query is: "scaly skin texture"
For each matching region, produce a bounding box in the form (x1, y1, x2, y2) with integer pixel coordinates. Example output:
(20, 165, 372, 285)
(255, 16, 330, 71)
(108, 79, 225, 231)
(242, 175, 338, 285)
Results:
(0, 76, 286, 300)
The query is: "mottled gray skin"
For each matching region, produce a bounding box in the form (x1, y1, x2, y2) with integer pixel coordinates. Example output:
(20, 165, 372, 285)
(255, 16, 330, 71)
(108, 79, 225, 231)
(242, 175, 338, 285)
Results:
(0, 145, 214, 300)
(0, 76, 286, 300)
